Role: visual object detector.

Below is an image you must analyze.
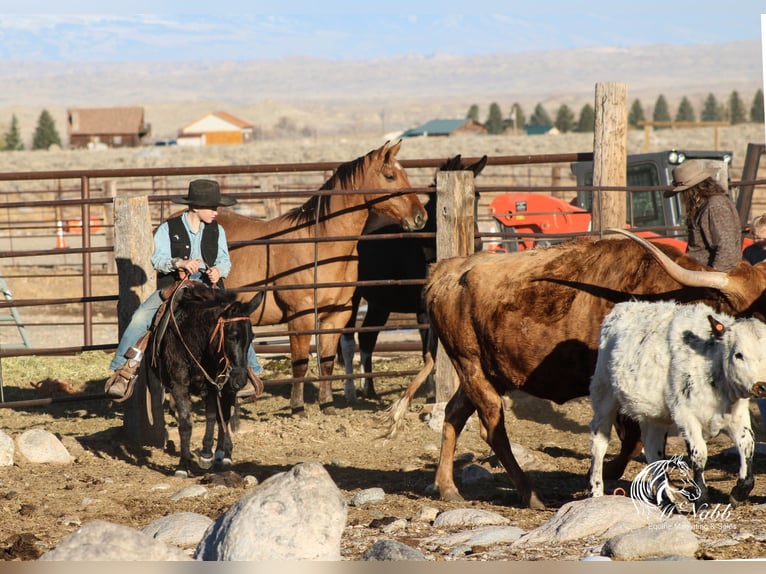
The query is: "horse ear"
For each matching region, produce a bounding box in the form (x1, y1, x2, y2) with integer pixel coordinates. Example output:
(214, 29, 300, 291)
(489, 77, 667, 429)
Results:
(245, 291, 265, 315)
(386, 140, 402, 161)
(471, 155, 489, 176)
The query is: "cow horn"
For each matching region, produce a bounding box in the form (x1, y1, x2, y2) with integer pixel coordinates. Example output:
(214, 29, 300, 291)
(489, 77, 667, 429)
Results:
(607, 228, 730, 291)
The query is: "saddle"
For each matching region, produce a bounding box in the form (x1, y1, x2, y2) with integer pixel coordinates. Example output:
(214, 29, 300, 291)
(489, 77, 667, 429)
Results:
(104, 280, 187, 403)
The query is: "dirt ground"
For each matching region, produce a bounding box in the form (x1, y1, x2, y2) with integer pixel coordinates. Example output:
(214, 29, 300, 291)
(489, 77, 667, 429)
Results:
(2, 343, 766, 562)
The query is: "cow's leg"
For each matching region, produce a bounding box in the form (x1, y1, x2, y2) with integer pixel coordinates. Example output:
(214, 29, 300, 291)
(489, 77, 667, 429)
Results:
(357, 305, 389, 400)
(639, 422, 668, 463)
(170, 384, 194, 478)
(434, 385, 475, 502)
(416, 309, 435, 399)
(604, 415, 644, 480)
(678, 420, 710, 506)
(198, 391, 217, 470)
(470, 386, 544, 510)
(588, 393, 618, 497)
(288, 327, 312, 417)
(726, 399, 755, 504)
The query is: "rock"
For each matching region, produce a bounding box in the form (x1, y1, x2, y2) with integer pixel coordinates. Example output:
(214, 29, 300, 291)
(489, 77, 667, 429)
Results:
(38, 520, 192, 561)
(411, 505, 440, 523)
(15, 429, 71, 464)
(433, 508, 511, 528)
(425, 525, 527, 547)
(169, 484, 208, 501)
(602, 516, 699, 559)
(194, 461, 347, 561)
(0, 430, 14, 466)
(461, 463, 493, 484)
(512, 496, 664, 548)
(360, 539, 426, 561)
(349, 487, 385, 507)
(142, 512, 213, 548)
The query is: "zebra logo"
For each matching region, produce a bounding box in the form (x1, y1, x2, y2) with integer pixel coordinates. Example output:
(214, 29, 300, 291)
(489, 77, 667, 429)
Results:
(630, 455, 702, 517)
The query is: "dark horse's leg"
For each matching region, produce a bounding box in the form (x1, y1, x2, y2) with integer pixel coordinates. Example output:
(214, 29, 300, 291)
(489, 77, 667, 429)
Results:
(416, 308, 435, 400)
(170, 383, 195, 478)
(357, 304, 390, 400)
(214, 391, 235, 469)
(199, 390, 217, 470)
(341, 290, 362, 403)
(604, 414, 644, 480)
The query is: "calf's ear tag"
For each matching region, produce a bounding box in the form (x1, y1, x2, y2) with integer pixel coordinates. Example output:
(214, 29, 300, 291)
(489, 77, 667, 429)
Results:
(707, 315, 726, 338)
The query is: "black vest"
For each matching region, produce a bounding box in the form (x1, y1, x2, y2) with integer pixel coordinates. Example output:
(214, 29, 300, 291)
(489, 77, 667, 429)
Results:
(156, 215, 223, 289)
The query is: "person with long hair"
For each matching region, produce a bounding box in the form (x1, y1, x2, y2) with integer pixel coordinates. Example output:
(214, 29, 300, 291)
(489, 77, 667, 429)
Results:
(664, 159, 741, 271)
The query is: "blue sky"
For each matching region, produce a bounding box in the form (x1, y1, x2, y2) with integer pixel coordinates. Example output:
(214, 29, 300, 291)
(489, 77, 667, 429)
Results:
(1, 2, 764, 62)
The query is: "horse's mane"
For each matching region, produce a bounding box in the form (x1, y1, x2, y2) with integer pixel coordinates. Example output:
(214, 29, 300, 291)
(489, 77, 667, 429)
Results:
(285, 152, 367, 225)
(178, 283, 239, 312)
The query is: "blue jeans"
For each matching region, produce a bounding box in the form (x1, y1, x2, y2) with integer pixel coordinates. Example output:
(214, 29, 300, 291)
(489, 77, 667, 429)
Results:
(110, 288, 263, 375)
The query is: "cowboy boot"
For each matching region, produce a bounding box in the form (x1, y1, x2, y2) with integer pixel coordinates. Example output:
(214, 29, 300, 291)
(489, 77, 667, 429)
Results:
(104, 346, 144, 402)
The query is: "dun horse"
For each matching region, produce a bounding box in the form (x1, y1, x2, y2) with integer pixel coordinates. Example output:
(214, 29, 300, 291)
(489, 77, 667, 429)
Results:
(340, 154, 487, 402)
(217, 141, 427, 415)
(149, 281, 263, 477)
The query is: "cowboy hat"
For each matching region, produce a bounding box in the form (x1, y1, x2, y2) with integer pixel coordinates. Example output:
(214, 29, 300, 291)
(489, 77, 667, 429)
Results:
(172, 179, 237, 207)
(663, 160, 720, 197)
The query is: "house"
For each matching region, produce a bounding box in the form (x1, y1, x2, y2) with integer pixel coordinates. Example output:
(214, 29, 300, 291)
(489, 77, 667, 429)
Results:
(523, 125, 560, 136)
(66, 106, 150, 149)
(400, 119, 487, 138)
(177, 111, 255, 146)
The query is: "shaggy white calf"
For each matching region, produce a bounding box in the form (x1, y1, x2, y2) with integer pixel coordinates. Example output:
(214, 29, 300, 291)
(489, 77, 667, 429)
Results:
(589, 300, 766, 506)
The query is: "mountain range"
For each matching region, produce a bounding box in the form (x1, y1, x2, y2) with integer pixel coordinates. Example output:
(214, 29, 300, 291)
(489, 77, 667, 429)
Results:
(0, 39, 762, 142)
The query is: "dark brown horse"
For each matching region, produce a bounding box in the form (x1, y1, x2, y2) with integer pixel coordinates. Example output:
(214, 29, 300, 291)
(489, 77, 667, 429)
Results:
(150, 282, 263, 477)
(217, 141, 427, 415)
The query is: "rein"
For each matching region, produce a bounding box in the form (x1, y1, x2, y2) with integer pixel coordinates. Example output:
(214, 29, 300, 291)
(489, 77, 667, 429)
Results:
(169, 280, 250, 393)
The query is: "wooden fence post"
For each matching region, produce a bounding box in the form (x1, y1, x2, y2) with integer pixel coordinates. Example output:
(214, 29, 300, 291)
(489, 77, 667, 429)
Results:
(113, 196, 165, 447)
(591, 82, 628, 233)
(434, 171, 475, 403)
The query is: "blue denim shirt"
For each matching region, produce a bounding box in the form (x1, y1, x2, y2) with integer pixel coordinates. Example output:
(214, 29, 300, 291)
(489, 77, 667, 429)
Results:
(151, 212, 232, 281)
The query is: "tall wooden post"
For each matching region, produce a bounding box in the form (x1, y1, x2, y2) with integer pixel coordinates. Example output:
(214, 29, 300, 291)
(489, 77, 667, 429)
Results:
(114, 196, 165, 447)
(434, 171, 475, 403)
(591, 83, 628, 233)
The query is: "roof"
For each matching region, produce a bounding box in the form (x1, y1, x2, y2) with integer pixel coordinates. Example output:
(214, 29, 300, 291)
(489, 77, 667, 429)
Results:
(67, 106, 146, 135)
(179, 111, 253, 134)
(400, 118, 476, 137)
(524, 124, 556, 136)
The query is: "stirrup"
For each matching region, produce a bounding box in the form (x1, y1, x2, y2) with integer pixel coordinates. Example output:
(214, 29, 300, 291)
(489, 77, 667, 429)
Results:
(105, 361, 140, 403)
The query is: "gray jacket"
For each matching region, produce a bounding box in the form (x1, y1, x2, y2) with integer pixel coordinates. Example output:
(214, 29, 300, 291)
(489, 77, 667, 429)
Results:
(686, 194, 742, 271)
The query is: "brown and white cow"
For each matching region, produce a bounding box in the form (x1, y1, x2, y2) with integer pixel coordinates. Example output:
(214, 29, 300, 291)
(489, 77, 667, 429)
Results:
(381, 229, 766, 510)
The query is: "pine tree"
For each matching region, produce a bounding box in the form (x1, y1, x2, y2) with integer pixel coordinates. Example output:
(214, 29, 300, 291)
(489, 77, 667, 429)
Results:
(728, 91, 747, 124)
(575, 103, 595, 132)
(485, 102, 504, 135)
(509, 103, 526, 131)
(32, 109, 62, 150)
(529, 103, 552, 127)
(750, 89, 764, 123)
(675, 96, 695, 122)
(3, 114, 24, 151)
(627, 99, 645, 129)
(652, 94, 671, 129)
(701, 93, 722, 121)
(466, 104, 480, 122)
(554, 104, 575, 133)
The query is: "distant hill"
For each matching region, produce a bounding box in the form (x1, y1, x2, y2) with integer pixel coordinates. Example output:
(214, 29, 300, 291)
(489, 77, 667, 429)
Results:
(0, 40, 762, 143)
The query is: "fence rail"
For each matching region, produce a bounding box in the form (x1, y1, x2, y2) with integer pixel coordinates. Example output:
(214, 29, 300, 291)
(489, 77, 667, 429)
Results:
(0, 150, 764, 393)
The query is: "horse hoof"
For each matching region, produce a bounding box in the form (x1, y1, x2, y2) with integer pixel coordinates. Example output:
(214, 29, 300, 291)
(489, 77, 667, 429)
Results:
(174, 469, 189, 479)
(214, 450, 232, 469)
(198, 454, 214, 470)
(291, 406, 308, 418)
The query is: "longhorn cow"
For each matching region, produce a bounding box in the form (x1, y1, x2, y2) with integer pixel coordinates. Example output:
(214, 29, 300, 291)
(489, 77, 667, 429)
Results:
(381, 229, 766, 509)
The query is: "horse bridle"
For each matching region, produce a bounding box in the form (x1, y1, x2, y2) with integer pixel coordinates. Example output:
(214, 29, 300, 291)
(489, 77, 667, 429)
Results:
(169, 281, 251, 393)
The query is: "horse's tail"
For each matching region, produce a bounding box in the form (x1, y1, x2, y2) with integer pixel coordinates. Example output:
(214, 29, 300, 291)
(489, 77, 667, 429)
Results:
(376, 351, 435, 440)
